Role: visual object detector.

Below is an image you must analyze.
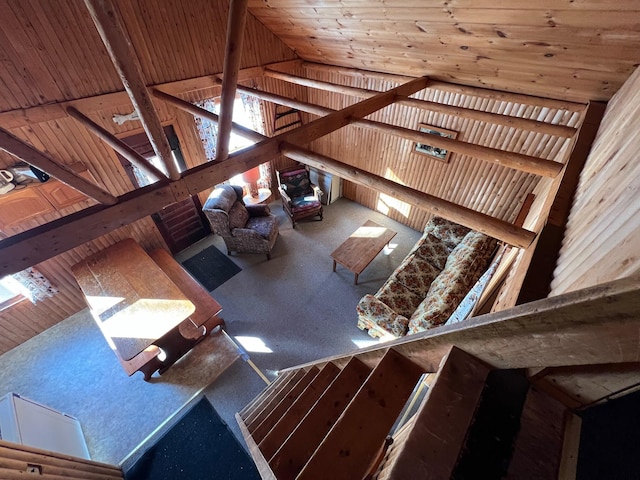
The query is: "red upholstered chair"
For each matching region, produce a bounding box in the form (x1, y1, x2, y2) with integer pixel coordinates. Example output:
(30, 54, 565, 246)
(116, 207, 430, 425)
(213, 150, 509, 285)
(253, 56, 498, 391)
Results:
(277, 164, 323, 228)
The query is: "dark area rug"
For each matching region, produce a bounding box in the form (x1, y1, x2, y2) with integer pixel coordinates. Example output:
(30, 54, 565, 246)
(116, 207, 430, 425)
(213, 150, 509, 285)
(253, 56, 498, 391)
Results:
(181, 245, 241, 291)
(124, 397, 260, 480)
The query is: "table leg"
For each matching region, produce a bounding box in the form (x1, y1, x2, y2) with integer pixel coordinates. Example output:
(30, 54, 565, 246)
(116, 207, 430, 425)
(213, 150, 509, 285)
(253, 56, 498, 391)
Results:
(354, 273, 359, 285)
(332, 260, 337, 272)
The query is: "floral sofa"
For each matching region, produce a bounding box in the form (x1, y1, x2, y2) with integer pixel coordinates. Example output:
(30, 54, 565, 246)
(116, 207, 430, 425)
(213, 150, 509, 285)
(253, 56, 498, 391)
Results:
(356, 217, 497, 339)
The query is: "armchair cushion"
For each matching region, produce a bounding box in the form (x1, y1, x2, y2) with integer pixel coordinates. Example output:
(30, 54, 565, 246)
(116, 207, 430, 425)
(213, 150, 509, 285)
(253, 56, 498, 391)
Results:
(291, 194, 322, 213)
(228, 202, 250, 229)
(280, 169, 311, 197)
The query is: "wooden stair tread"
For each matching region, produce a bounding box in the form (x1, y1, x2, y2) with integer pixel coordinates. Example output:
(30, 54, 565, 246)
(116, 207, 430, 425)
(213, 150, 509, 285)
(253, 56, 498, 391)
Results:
(270, 357, 372, 479)
(259, 362, 341, 461)
(252, 366, 320, 443)
(247, 369, 308, 433)
(504, 386, 567, 479)
(376, 346, 490, 480)
(240, 370, 298, 422)
(297, 348, 425, 480)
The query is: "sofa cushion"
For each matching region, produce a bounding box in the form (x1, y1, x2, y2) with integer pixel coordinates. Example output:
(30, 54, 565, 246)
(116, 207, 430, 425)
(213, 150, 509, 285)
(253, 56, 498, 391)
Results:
(427, 217, 471, 250)
(407, 230, 497, 334)
(407, 274, 469, 333)
(246, 214, 278, 240)
(376, 280, 424, 319)
(228, 201, 249, 229)
(394, 254, 441, 297)
(413, 233, 452, 270)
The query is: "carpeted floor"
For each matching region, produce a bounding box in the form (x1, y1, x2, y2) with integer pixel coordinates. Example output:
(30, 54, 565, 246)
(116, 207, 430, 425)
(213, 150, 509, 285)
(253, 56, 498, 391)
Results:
(181, 245, 241, 291)
(124, 397, 259, 480)
(0, 198, 422, 466)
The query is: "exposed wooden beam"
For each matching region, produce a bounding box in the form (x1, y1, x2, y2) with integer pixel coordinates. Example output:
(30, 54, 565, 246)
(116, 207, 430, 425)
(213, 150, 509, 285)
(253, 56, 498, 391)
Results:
(301, 62, 587, 112)
(265, 68, 578, 137)
(280, 143, 535, 248)
(238, 85, 563, 177)
(426, 81, 587, 112)
(0, 60, 300, 130)
(395, 96, 576, 138)
(265, 68, 380, 98)
(84, 0, 180, 180)
(155, 84, 532, 246)
(216, 0, 249, 161)
(0, 76, 428, 275)
(355, 120, 562, 178)
(151, 89, 264, 143)
(0, 128, 117, 205)
(66, 107, 168, 182)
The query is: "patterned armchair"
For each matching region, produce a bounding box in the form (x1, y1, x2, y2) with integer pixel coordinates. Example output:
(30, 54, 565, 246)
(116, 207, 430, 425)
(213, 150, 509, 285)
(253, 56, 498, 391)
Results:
(277, 164, 323, 228)
(202, 185, 279, 260)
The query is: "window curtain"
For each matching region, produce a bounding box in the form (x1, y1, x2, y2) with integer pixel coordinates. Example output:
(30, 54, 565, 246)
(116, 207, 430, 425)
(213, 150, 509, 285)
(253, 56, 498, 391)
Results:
(240, 94, 272, 189)
(5, 267, 58, 304)
(194, 98, 218, 163)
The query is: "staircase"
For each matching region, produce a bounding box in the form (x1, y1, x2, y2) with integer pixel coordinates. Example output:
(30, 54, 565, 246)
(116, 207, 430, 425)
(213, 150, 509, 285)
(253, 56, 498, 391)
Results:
(236, 276, 640, 479)
(237, 347, 575, 479)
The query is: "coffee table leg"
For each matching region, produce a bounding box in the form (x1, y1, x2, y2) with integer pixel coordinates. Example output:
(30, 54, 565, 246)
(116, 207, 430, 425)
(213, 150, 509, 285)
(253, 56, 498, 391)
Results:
(332, 259, 337, 272)
(354, 273, 359, 285)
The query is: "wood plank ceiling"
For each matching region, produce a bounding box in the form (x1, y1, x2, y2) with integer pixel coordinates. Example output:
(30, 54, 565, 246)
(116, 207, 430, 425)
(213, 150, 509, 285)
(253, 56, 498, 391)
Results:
(248, 0, 640, 102)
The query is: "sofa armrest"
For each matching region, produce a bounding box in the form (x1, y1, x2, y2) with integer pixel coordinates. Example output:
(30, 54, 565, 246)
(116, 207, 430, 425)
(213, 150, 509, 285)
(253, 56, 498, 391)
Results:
(246, 204, 271, 217)
(356, 294, 409, 338)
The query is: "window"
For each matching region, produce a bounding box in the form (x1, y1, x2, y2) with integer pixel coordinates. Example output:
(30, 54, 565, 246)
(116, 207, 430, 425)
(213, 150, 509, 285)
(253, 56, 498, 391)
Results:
(0, 276, 25, 310)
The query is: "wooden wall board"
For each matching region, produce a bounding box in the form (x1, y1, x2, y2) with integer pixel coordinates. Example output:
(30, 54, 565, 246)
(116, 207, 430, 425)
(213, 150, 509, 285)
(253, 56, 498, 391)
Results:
(551, 65, 640, 295)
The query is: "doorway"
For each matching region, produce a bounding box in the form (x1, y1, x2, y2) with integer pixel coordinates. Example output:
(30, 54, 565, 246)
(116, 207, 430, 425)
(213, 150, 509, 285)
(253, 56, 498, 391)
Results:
(118, 126, 211, 254)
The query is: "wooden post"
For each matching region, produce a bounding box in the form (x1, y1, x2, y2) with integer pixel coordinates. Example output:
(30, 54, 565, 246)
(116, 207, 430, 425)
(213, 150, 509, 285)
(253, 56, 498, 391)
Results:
(0, 128, 117, 205)
(280, 142, 535, 248)
(264, 68, 577, 137)
(66, 107, 167, 182)
(151, 89, 264, 143)
(238, 85, 563, 177)
(215, 0, 249, 161)
(84, 0, 180, 181)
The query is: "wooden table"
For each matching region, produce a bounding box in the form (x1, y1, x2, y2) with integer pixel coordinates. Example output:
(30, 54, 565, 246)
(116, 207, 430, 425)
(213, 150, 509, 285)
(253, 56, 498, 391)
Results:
(330, 220, 397, 285)
(71, 238, 223, 380)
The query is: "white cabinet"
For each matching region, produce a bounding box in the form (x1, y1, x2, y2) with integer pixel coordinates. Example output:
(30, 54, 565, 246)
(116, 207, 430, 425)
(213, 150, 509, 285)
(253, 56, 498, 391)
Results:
(309, 167, 342, 205)
(0, 393, 90, 459)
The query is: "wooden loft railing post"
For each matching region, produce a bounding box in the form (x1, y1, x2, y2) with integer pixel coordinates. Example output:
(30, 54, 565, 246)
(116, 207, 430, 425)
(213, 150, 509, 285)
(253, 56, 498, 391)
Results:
(215, 0, 249, 162)
(84, 0, 180, 181)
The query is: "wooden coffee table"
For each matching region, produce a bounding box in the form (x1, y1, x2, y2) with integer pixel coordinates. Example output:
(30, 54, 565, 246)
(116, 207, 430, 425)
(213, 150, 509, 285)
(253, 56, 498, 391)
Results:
(330, 220, 397, 285)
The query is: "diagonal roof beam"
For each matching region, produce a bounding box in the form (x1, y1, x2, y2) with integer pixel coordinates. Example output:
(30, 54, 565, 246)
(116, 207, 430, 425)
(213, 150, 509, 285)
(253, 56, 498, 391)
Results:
(84, 0, 180, 181)
(0, 128, 117, 205)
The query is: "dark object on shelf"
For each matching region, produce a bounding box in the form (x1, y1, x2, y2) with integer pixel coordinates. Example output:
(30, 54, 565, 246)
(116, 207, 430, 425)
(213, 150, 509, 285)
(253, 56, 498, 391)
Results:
(30, 166, 50, 183)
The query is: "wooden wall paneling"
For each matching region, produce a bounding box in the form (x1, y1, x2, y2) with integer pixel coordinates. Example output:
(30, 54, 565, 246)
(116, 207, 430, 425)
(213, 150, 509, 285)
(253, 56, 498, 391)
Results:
(551, 66, 640, 295)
